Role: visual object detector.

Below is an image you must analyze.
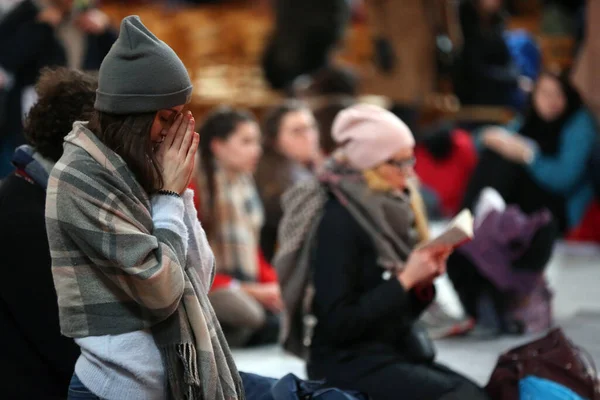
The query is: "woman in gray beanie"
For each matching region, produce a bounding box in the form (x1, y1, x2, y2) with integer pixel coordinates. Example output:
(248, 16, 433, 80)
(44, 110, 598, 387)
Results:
(45, 16, 245, 400)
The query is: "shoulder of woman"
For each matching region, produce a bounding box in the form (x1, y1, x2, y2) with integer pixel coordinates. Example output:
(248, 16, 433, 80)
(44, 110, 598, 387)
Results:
(51, 150, 139, 208)
(321, 194, 362, 234)
(565, 108, 598, 134)
(52, 151, 110, 187)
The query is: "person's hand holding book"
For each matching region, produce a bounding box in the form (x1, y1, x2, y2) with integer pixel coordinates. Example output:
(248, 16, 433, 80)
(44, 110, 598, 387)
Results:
(397, 246, 452, 290)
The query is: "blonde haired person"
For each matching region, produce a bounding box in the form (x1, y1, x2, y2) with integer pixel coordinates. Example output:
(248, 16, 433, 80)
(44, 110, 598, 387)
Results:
(276, 104, 489, 400)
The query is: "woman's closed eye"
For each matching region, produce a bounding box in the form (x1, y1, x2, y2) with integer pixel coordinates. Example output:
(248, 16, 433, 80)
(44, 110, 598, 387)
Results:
(159, 112, 178, 128)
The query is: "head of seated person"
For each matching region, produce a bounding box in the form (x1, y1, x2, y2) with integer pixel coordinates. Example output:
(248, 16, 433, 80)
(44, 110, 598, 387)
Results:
(262, 100, 320, 170)
(332, 104, 417, 193)
(195, 106, 261, 232)
(519, 69, 582, 153)
(23, 67, 98, 166)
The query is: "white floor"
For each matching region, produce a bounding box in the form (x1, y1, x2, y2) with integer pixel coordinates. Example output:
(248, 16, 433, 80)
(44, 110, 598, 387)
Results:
(232, 237, 600, 385)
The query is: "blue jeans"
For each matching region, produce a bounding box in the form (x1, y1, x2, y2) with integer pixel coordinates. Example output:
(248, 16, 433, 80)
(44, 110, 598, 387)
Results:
(67, 371, 276, 399)
(67, 371, 275, 400)
(68, 374, 101, 400)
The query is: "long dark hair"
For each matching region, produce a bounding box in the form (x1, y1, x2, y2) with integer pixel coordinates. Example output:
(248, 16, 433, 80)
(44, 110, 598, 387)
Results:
(198, 106, 256, 224)
(87, 110, 163, 194)
(519, 69, 582, 155)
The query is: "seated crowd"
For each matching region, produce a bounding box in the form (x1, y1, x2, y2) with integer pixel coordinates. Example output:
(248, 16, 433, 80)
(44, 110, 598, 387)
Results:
(1, 4, 599, 400)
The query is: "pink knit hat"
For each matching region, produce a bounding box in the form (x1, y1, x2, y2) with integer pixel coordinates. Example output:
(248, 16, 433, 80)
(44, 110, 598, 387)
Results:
(332, 104, 415, 170)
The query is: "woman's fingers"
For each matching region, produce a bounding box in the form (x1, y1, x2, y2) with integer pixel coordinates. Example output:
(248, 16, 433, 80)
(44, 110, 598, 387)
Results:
(179, 116, 195, 155)
(173, 112, 192, 150)
(165, 113, 183, 148)
(184, 132, 200, 170)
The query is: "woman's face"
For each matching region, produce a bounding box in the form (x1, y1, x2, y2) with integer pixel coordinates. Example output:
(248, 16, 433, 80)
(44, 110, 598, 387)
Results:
(373, 147, 415, 191)
(212, 121, 263, 174)
(276, 109, 320, 165)
(150, 105, 186, 150)
(533, 75, 567, 122)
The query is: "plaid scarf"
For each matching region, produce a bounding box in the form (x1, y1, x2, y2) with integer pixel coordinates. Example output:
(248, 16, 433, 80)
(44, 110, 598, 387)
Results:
(46, 122, 244, 400)
(274, 156, 418, 358)
(201, 165, 264, 282)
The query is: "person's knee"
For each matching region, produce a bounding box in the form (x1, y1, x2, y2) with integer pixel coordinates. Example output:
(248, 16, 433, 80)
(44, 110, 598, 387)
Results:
(244, 301, 268, 330)
(209, 289, 266, 329)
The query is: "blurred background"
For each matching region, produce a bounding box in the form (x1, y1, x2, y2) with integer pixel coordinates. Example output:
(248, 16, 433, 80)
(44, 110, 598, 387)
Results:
(1, 0, 599, 390)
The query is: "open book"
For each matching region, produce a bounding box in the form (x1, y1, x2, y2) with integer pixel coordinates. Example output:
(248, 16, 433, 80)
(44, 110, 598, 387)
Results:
(416, 209, 474, 251)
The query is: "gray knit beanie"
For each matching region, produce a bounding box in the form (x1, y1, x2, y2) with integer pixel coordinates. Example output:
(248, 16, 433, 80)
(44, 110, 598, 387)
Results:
(95, 16, 193, 114)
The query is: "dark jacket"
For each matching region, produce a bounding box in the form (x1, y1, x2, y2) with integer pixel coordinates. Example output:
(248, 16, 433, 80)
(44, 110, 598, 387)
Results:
(454, 1, 518, 107)
(308, 194, 435, 380)
(0, 172, 80, 399)
(0, 0, 115, 153)
(261, 0, 350, 90)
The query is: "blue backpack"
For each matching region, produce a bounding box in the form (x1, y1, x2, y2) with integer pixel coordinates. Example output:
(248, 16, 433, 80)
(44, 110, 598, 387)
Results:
(504, 30, 541, 81)
(504, 30, 541, 110)
(520, 376, 586, 400)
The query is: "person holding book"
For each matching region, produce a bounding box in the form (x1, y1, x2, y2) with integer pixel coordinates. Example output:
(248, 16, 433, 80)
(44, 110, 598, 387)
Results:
(275, 104, 489, 400)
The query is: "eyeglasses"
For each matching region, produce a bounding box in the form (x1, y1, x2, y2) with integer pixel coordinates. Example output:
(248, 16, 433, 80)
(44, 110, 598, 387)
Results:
(386, 157, 416, 170)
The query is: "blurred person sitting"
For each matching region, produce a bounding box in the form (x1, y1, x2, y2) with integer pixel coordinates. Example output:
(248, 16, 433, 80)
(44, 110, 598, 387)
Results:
(448, 188, 556, 339)
(461, 70, 597, 233)
(275, 104, 489, 400)
(0, 0, 116, 178)
(255, 101, 320, 262)
(0, 67, 96, 400)
(193, 107, 283, 348)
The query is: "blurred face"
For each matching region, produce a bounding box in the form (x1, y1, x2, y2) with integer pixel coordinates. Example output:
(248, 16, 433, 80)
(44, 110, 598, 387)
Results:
(150, 105, 186, 150)
(212, 121, 262, 174)
(533, 75, 567, 122)
(478, 0, 503, 14)
(276, 110, 320, 165)
(373, 147, 415, 191)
